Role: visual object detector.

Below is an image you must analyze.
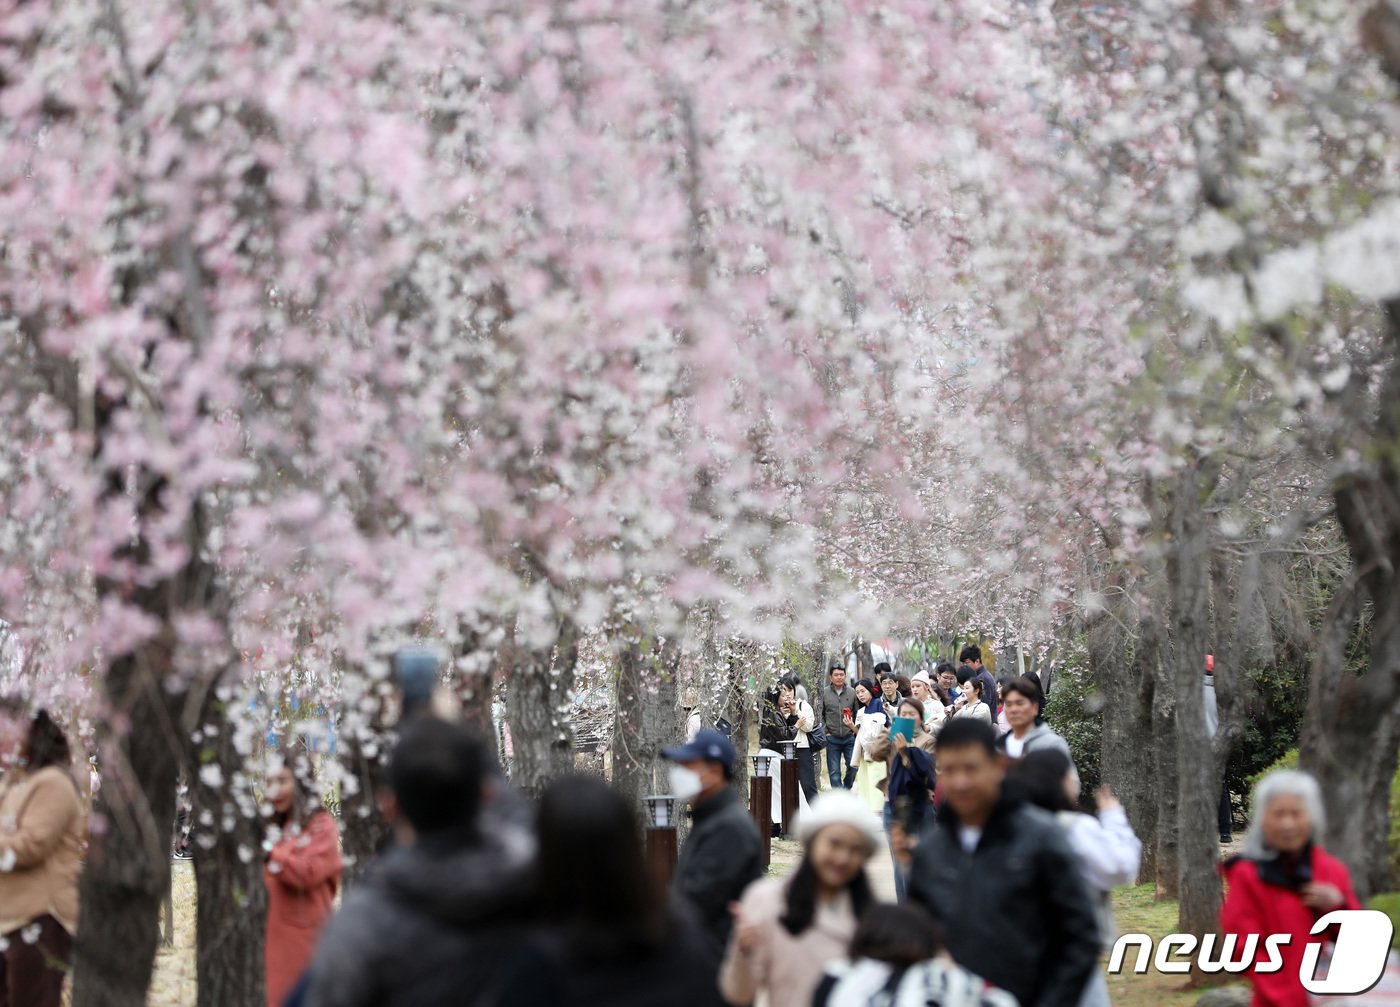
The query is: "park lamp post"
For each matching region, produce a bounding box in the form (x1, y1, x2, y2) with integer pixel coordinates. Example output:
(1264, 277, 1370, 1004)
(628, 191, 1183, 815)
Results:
(642, 794, 678, 890)
(749, 756, 774, 869)
(643, 794, 676, 829)
(777, 741, 800, 838)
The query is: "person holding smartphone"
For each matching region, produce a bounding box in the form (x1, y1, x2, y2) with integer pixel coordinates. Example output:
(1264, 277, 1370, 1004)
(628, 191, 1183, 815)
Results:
(813, 662, 858, 789)
(866, 699, 938, 902)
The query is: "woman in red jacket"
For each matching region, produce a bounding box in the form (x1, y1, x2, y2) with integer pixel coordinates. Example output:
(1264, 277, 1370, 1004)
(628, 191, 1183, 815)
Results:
(1220, 769, 1360, 1007)
(264, 754, 342, 1007)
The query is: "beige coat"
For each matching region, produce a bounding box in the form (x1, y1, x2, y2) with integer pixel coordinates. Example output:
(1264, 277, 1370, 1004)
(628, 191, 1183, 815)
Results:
(0, 765, 86, 935)
(719, 875, 858, 1007)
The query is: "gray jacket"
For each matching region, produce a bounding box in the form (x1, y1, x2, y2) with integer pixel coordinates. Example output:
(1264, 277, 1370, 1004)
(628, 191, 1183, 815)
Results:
(1000, 722, 1072, 758)
(814, 682, 858, 739)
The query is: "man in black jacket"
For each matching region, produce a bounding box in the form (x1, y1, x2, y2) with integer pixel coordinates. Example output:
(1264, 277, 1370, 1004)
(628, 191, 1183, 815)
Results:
(308, 718, 530, 1007)
(662, 728, 763, 961)
(905, 719, 1100, 1007)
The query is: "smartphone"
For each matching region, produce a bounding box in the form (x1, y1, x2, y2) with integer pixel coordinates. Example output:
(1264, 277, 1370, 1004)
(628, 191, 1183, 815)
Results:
(393, 649, 439, 717)
(842, 707, 852, 718)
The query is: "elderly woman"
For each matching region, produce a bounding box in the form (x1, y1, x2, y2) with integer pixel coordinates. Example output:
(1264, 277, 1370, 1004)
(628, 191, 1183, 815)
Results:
(1220, 769, 1360, 1007)
(720, 791, 882, 1007)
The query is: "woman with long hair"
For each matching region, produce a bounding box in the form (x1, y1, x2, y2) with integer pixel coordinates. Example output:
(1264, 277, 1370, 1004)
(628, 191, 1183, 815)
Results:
(490, 775, 721, 1006)
(1220, 770, 1360, 1007)
(867, 698, 938, 903)
(993, 676, 1015, 738)
(263, 750, 342, 1007)
(1012, 749, 1141, 1007)
(721, 790, 882, 1007)
(952, 678, 993, 725)
(0, 709, 85, 1007)
(848, 680, 889, 813)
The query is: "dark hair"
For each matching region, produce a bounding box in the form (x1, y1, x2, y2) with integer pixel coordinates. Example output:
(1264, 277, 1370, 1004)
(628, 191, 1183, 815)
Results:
(849, 903, 943, 966)
(854, 679, 877, 704)
(778, 674, 802, 694)
(24, 710, 71, 772)
(268, 748, 320, 828)
(1002, 675, 1045, 714)
(964, 677, 984, 699)
(934, 718, 998, 757)
(389, 718, 485, 835)
(959, 645, 982, 664)
(895, 675, 912, 699)
(955, 666, 975, 686)
(996, 675, 1016, 698)
(934, 662, 956, 680)
(780, 854, 874, 937)
(535, 775, 668, 958)
(873, 662, 893, 678)
(1012, 749, 1074, 813)
(829, 661, 847, 676)
(897, 697, 925, 723)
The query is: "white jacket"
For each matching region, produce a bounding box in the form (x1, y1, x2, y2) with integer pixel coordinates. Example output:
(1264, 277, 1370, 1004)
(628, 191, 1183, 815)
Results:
(817, 957, 1020, 1007)
(793, 699, 817, 749)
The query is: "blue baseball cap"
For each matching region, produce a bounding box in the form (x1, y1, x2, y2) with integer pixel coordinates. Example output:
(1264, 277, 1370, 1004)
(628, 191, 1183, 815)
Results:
(661, 728, 736, 775)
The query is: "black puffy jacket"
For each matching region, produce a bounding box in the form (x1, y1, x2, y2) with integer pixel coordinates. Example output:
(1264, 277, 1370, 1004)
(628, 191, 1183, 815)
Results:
(307, 831, 530, 1007)
(672, 788, 763, 961)
(906, 795, 1100, 1007)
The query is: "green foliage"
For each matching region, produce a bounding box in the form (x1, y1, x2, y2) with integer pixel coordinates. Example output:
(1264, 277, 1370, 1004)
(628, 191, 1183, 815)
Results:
(1369, 893, 1400, 950)
(1248, 746, 1400, 884)
(1393, 762, 1400, 888)
(1245, 746, 1298, 795)
(1043, 658, 1102, 796)
(1226, 661, 1307, 804)
(777, 635, 820, 698)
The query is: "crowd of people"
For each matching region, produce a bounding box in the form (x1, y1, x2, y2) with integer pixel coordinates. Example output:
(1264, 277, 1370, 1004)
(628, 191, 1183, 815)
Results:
(0, 647, 1372, 1007)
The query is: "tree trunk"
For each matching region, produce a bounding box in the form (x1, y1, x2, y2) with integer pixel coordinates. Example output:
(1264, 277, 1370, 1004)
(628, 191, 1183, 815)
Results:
(1298, 298, 1400, 898)
(453, 625, 496, 742)
(71, 647, 181, 1007)
(1089, 585, 1158, 884)
(611, 632, 682, 810)
(184, 692, 267, 1007)
(856, 639, 874, 679)
(1167, 466, 1225, 972)
(504, 618, 580, 795)
(337, 730, 388, 888)
(723, 640, 756, 803)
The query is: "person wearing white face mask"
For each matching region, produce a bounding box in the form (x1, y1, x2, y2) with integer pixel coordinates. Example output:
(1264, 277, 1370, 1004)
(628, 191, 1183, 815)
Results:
(661, 728, 764, 964)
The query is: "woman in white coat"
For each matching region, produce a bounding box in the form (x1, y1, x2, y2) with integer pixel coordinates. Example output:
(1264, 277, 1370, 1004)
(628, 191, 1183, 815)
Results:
(1014, 749, 1141, 1007)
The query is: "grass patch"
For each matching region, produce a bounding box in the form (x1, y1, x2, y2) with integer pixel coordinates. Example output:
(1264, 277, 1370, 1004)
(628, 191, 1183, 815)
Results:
(1106, 884, 1247, 1007)
(768, 837, 802, 879)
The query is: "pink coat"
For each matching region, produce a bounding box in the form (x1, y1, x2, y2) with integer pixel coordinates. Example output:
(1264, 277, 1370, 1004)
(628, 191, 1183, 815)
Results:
(719, 875, 858, 1007)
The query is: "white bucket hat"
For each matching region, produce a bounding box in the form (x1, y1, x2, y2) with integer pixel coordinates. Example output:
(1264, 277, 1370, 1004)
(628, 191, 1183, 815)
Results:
(795, 790, 885, 856)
